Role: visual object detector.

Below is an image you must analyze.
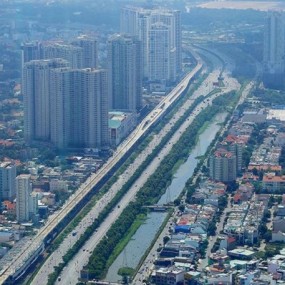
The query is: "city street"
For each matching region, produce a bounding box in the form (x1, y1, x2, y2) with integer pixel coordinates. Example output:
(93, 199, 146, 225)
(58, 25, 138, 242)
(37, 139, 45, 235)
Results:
(198, 196, 232, 271)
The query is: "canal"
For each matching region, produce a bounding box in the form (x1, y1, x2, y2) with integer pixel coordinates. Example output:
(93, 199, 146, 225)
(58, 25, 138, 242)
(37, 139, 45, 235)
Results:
(106, 112, 227, 282)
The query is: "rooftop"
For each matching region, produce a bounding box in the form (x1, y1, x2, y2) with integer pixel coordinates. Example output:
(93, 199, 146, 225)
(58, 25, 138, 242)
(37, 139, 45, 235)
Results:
(214, 148, 234, 158)
(263, 175, 285, 183)
(228, 248, 255, 257)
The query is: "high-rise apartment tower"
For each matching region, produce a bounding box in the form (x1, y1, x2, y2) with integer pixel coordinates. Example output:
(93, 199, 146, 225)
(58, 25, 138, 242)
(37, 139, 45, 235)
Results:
(50, 68, 109, 150)
(120, 6, 181, 84)
(0, 162, 16, 201)
(23, 58, 69, 142)
(108, 34, 142, 112)
(263, 11, 285, 89)
(16, 174, 32, 223)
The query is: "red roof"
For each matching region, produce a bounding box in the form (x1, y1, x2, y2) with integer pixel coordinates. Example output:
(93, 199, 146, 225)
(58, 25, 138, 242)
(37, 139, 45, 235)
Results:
(248, 165, 282, 171)
(214, 189, 226, 195)
(178, 217, 189, 225)
(263, 175, 285, 183)
(228, 236, 236, 243)
(3, 201, 15, 210)
(0, 140, 14, 147)
(214, 148, 233, 158)
(233, 194, 241, 203)
(225, 134, 238, 143)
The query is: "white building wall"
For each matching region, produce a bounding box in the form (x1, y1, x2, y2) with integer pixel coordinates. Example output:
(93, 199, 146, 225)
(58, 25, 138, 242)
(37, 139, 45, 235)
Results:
(0, 162, 16, 201)
(16, 174, 32, 223)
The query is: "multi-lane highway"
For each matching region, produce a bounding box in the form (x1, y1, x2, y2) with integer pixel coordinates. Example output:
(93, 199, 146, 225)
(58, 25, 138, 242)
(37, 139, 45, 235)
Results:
(51, 66, 216, 285)
(0, 50, 203, 285)
(52, 48, 239, 284)
(131, 47, 259, 284)
(132, 64, 240, 285)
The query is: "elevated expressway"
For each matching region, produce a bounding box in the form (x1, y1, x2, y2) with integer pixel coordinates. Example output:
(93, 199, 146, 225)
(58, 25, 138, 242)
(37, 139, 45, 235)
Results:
(0, 59, 203, 285)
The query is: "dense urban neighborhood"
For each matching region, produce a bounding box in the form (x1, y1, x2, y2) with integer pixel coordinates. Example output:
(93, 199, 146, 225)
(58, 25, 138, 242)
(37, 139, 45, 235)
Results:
(1, 1, 285, 285)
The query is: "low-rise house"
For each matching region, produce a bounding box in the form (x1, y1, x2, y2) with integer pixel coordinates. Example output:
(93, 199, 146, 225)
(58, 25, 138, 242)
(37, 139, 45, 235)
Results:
(0, 231, 14, 243)
(272, 212, 285, 243)
(151, 267, 185, 285)
(273, 217, 285, 232)
(49, 179, 68, 192)
(237, 270, 261, 285)
(2, 201, 16, 216)
(275, 205, 285, 217)
(228, 248, 255, 260)
(205, 272, 233, 285)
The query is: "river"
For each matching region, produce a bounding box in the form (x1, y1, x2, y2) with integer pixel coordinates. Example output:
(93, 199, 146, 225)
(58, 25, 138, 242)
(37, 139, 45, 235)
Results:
(106, 112, 227, 282)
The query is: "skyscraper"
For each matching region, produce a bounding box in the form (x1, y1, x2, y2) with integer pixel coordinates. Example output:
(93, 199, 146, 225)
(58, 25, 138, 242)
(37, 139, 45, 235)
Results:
(40, 43, 83, 69)
(263, 11, 285, 89)
(23, 58, 69, 142)
(22, 36, 98, 69)
(0, 162, 16, 201)
(108, 34, 142, 112)
(22, 42, 40, 65)
(209, 149, 237, 183)
(50, 68, 109, 150)
(71, 36, 98, 69)
(23, 58, 108, 150)
(148, 22, 172, 82)
(22, 37, 108, 151)
(16, 174, 32, 223)
(121, 6, 181, 85)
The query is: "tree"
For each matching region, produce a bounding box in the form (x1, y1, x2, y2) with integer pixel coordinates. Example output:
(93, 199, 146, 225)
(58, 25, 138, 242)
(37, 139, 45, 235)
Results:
(178, 204, 185, 212)
(163, 236, 170, 245)
(264, 210, 271, 221)
(200, 240, 209, 258)
(253, 181, 262, 194)
(264, 230, 272, 242)
(16, 165, 30, 175)
(268, 195, 275, 208)
(226, 181, 239, 193)
(208, 221, 217, 236)
(259, 223, 268, 238)
(252, 168, 258, 176)
(174, 198, 181, 206)
(122, 276, 128, 284)
(218, 196, 227, 209)
(201, 165, 209, 174)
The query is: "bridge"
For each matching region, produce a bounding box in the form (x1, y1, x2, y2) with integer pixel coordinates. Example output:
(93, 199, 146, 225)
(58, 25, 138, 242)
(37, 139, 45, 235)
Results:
(85, 281, 121, 285)
(143, 205, 173, 212)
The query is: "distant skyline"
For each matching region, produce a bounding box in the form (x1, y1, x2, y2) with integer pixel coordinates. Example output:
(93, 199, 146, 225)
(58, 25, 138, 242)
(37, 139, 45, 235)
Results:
(196, 1, 285, 11)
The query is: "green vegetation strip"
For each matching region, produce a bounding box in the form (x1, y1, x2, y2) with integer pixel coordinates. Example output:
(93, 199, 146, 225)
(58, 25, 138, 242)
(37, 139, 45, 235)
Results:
(84, 91, 239, 280)
(133, 88, 241, 278)
(46, 80, 218, 283)
(47, 65, 208, 257)
(45, 67, 213, 284)
(152, 71, 208, 135)
(46, 56, 219, 283)
(106, 214, 147, 269)
(28, 136, 153, 285)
